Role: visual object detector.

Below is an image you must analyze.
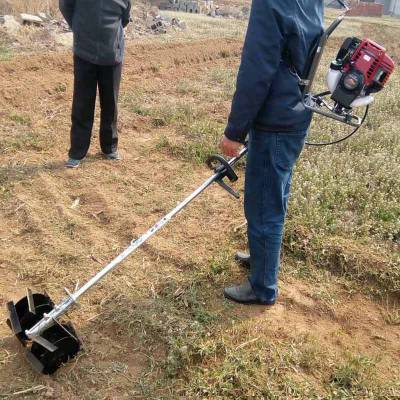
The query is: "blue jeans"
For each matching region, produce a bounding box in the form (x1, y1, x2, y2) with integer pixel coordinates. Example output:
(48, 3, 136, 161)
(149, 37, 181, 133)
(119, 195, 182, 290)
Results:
(244, 129, 307, 303)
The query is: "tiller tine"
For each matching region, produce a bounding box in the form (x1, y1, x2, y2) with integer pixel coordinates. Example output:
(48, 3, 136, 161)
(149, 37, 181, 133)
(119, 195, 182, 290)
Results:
(29, 323, 81, 374)
(6, 290, 81, 375)
(6, 291, 54, 342)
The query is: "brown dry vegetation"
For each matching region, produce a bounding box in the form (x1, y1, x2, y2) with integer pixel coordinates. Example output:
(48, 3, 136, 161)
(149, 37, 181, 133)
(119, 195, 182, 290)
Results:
(0, 0, 59, 15)
(0, 11, 399, 400)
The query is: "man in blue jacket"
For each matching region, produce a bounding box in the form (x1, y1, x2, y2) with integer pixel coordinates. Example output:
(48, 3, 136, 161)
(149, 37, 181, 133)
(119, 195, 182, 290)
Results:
(59, 0, 131, 168)
(220, 0, 324, 305)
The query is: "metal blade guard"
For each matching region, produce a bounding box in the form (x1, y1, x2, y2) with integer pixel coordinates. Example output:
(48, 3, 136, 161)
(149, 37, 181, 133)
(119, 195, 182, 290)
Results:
(6, 147, 247, 375)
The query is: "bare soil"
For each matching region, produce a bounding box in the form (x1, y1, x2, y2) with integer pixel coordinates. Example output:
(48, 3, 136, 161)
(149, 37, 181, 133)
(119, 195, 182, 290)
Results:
(0, 37, 398, 399)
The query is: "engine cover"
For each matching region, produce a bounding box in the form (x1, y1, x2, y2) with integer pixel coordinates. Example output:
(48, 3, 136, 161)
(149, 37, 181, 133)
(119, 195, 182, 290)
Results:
(330, 37, 395, 109)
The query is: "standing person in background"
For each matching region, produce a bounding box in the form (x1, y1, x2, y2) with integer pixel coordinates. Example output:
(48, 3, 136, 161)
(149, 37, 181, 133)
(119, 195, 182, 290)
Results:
(60, 0, 131, 168)
(219, 0, 324, 305)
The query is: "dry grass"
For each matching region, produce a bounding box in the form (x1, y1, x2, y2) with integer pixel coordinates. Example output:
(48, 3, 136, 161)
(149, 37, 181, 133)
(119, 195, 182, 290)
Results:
(0, 0, 59, 15)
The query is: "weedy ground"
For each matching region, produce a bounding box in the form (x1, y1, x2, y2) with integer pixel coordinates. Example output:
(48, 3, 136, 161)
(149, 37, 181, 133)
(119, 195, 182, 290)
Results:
(0, 11, 399, 400)
(0, 0, 59, 15)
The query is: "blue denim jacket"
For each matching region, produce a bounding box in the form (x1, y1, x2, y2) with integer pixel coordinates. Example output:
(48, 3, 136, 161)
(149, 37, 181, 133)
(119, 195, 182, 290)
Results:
(225, 0, 324, 142)
(60, 0, 131, 66)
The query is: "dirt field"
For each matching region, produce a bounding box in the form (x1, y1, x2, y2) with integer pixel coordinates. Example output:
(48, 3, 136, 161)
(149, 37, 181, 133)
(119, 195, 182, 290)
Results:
(0, 11, 399, 400)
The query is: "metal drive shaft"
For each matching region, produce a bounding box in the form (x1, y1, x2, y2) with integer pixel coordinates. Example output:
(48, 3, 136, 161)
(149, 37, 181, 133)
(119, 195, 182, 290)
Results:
(25, 147, 248, 342)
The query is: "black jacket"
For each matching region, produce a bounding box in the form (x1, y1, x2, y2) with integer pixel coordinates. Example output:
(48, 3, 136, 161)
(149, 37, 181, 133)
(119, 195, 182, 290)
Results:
(225, 0, 324, 142)
(59, 0, 131, 66)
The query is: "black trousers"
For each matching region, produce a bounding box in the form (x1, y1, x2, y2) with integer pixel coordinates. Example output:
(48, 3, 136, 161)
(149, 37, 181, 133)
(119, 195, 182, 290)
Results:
(69, 55, 122, 160)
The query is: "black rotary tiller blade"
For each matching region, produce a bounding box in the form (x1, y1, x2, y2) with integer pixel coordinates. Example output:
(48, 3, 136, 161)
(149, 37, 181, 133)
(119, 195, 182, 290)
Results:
(6, 290, 81, 375)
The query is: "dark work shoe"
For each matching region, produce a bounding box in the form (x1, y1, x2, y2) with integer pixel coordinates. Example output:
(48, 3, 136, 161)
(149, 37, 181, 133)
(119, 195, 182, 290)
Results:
(65, 158, 81, 169)
(235, 252, 251, 268)
(103, 151, 121, 161)
(224, 281, 276, 306)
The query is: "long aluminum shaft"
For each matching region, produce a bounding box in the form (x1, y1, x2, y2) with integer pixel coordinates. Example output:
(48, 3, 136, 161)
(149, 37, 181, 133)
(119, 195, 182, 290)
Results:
(26, 147, 248, 340)
(73, 173, 218, 300)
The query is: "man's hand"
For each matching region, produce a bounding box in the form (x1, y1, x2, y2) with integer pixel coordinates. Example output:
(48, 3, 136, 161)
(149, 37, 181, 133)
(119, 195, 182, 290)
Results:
(219, 136, 243, 158)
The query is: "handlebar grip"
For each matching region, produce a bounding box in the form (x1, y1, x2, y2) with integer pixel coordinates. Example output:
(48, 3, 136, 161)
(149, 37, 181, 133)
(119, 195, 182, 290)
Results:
(207, 154, 238, 182)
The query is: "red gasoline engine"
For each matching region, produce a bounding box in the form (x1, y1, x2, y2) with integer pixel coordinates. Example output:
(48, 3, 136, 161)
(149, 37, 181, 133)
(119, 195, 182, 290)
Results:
(302, 5, 396, 145)
(328, 37, 395, 109)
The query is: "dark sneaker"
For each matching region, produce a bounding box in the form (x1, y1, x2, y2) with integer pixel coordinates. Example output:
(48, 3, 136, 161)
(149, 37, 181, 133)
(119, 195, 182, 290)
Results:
(224, 281, 275, 305)
(65, 158, 81, 169)
(103, 151, 121, 161)
(235, 252, 251, 268)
